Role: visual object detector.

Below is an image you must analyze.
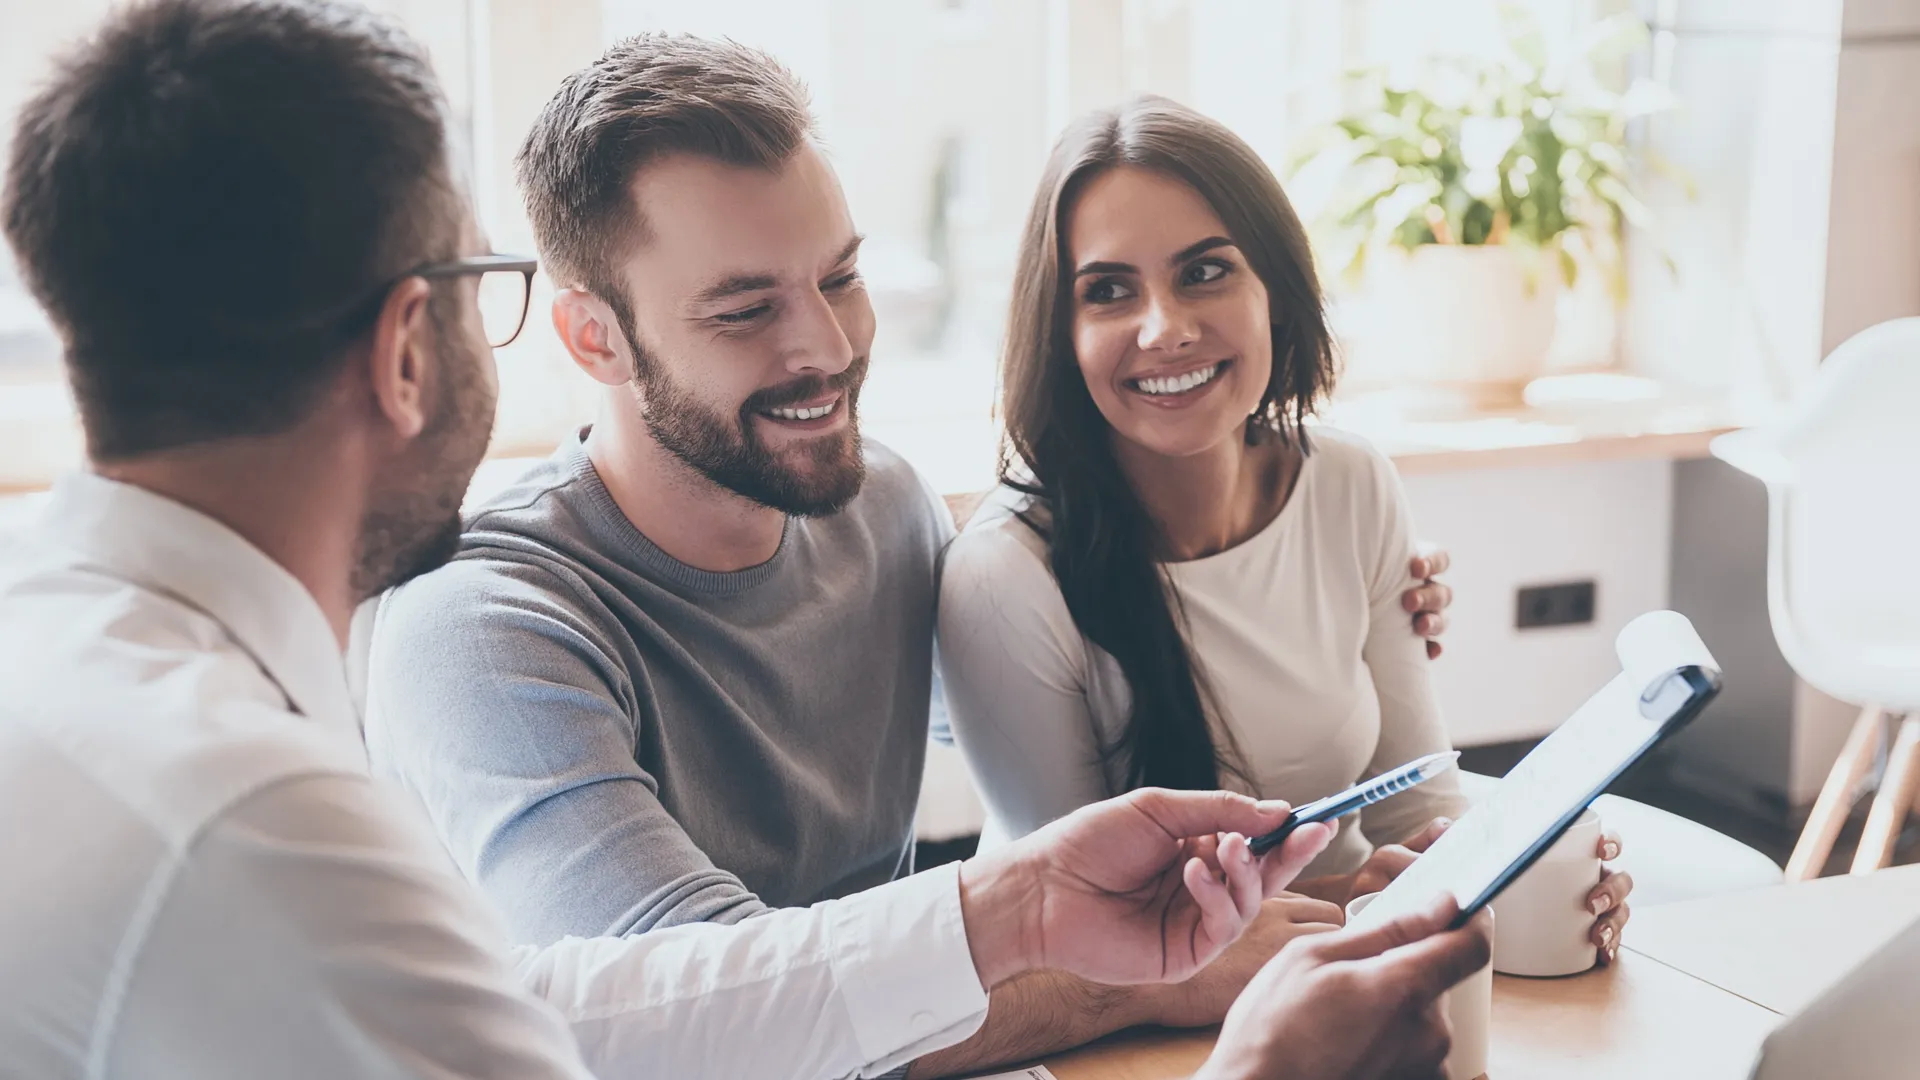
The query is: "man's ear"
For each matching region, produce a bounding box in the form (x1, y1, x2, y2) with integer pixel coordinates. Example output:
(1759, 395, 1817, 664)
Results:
(366, 276, 436, 440)
(553, 288, 635, 387)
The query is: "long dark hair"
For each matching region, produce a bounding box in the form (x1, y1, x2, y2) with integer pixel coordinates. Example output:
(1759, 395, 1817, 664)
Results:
(999, 96, 1338, 792)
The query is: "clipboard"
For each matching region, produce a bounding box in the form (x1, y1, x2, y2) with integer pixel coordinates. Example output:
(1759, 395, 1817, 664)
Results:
(1350, 610, 1724, 931)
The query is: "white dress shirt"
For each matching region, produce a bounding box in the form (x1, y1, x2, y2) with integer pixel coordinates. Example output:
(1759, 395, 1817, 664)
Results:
(0, 472, 988, 1079)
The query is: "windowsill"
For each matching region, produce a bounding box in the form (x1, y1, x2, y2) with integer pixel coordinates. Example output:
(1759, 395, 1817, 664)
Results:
(1323, 376, 1754, 477)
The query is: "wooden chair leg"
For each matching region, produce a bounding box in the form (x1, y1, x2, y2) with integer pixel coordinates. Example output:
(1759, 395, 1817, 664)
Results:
(1852, 714, 1920, 875)
(1786, 704, 1883, 881)
(1914, 752, 1920, 815)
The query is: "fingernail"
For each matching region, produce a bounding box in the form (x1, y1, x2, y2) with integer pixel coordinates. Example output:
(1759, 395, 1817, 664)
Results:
(1600, 925, 1614, 946)
(1591, 896, 1609, 916)
(1607, 946, 1618, 963)
(1605, 843, 1620, 860)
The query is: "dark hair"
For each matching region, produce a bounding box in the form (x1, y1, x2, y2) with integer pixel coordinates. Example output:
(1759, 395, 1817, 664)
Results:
(515, 33, 814, 326)
(1, 0, 459, 460)
(1000, 96, 1338, 792)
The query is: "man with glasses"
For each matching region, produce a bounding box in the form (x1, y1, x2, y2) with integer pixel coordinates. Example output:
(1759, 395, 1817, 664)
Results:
(0, 2, 1486, 1078)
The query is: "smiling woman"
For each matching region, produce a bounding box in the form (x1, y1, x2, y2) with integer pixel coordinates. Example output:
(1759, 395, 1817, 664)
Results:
(989, 97, 1337, 797)
(938, 96, 1475, 906)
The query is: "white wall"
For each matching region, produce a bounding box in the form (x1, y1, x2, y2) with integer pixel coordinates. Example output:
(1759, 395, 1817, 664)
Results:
(1403, 459, 1675, 747)
(1820, 1, 1920, 354)
(0, 2, 115, 150)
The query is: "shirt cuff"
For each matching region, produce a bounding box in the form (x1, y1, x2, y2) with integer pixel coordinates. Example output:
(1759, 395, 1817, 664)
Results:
(828, 860, 991, 1074)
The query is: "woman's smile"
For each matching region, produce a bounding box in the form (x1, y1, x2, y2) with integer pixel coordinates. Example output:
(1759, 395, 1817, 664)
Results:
(1125, 358, 1234, 408)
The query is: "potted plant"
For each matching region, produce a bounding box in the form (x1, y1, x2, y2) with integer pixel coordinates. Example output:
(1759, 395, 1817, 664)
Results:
(1291, 10, 1677, 406)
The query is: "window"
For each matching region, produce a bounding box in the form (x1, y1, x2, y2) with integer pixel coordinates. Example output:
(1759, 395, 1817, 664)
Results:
(0, 0, 1637, 494)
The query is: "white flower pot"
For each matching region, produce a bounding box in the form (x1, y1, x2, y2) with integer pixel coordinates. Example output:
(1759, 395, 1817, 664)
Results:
(1368, 244, 1560, 407)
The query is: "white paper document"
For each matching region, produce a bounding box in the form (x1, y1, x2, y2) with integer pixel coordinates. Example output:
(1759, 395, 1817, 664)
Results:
(969, 1067, 1058, 1080)
(1354, 611, 1720, 928)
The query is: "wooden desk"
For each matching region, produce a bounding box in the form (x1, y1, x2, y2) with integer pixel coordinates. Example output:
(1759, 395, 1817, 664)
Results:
(1041, 953, 1776, 1080)
(1036, 870, 1920, 1079)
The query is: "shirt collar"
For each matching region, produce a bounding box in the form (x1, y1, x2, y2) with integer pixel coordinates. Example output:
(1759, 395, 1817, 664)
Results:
(38, 470, 361, 743)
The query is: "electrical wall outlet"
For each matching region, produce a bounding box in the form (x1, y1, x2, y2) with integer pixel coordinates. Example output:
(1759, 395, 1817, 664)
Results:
(1515, 581, 1597, 629)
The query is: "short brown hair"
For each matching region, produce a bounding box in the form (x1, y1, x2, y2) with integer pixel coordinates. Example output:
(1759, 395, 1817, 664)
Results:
(515, 33, 814, 315)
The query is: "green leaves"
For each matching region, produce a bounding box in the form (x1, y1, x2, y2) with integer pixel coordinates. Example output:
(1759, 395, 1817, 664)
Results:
(1290, 8, 1679, 295)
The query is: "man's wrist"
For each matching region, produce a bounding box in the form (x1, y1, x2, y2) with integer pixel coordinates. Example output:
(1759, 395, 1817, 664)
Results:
(1106, 980, 1180, 1030)
(956, 846, 1045, 990)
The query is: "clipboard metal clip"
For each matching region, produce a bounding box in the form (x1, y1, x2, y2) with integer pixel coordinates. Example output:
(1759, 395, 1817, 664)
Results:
(1639, 665, 1724, 724)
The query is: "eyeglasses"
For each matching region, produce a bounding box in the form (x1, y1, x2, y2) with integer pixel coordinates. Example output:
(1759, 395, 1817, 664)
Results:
(412, 254, 538, 348)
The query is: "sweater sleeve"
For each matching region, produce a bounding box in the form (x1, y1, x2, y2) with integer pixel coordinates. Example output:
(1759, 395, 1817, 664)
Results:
(364, 556, 770, 943)
(935, 512, 1115, 841)
(1353, 445, 1470, 848)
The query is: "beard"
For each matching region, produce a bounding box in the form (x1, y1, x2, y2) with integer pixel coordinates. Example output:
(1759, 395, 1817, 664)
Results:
(622, 322, 868, 518)
(350, 293, 498, 599)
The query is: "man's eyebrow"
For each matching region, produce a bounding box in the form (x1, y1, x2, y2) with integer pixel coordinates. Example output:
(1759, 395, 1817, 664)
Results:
(829, 234, 865, 267)
(1073, 237, 1237, 279)
(690, 235, 866, 304)
(693, 272, 779, 305)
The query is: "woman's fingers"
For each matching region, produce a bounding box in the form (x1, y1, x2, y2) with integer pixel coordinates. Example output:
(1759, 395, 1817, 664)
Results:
(1593, 902, 1631, 962)
(1406, 817, 1453, 853)
(1345, 822, 1450, 903)
(1587, 868, 1634, 916)
(1402, 581, 1454, 615)
(1410, 548, 1452, 580)
(1275, 893, 1348, 927)
(1351, 844, 1420, 900)
(1598, 829, 1623, 862)
(1588, 868, 1634, 962)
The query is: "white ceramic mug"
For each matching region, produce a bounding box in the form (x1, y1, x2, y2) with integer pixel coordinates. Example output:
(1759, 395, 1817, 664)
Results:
(1489, 806, 1603, 977)
(1347, 892, 1491, 1080)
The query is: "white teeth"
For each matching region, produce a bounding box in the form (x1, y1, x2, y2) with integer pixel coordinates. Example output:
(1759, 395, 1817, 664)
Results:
(1134, 362, 1225, 396)
(765, 399, 839, 421)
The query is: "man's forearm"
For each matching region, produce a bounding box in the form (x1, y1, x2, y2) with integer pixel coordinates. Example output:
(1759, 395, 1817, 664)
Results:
(905, 970, 1150, 1079)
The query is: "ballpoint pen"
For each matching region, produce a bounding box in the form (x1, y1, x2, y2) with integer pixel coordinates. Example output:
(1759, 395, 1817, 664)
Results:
(1247, 750, 1462, 856)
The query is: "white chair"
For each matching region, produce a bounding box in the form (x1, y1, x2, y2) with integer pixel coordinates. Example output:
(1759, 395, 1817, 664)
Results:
(1712, 317, 1920, 879)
